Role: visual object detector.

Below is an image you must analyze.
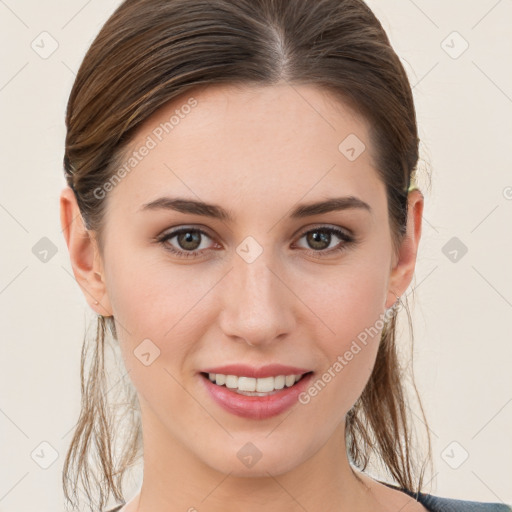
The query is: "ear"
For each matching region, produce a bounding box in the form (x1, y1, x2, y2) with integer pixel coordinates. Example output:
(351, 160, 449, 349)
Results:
(385, 189, 424, 309)
(60, 186, 113, 316)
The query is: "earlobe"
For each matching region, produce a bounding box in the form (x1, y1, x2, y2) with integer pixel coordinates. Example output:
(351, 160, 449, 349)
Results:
(59, 186, 112, 316)
(385, 189, 424, 310)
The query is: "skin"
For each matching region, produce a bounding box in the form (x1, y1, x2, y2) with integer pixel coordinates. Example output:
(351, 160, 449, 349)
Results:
(60, 82, 426, 512)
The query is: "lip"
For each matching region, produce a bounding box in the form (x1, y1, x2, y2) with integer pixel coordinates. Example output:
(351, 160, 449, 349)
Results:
(200, 364, 311, 379)
(199, 370, 314, 420)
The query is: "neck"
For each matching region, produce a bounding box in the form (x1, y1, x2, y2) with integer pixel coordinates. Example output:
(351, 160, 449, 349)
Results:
(126, 403, 377, 512)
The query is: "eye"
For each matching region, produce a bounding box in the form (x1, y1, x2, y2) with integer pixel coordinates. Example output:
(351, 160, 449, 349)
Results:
(294, 226, 356, 257)
(156, 227, 217, 259)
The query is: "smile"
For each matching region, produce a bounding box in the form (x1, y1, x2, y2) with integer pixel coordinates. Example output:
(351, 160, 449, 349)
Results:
(203, 372, 308, 396)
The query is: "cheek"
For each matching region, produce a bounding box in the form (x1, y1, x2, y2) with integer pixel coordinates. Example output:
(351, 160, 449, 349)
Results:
(103, 250, 218, 389)
(301, 257, 389, 413)
(106, 259, 201, 419)
(301, 305, 384, 428)
(104, 245, 206, 337)
(301, 248, 390, 347)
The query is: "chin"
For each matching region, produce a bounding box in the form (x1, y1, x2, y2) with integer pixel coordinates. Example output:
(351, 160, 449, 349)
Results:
(194, 435, 316, 478)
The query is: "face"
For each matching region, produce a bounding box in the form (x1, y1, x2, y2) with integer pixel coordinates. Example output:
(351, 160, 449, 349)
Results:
(66, 83, 420, 478)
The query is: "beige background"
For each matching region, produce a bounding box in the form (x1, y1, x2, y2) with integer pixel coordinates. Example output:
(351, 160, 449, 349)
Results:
(0, 0, 511, 510)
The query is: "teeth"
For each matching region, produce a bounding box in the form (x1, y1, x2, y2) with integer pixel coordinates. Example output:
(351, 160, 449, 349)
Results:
(274, 375, 285, 390)
(206, 373, 305, 394)
(214, 373, 226, 386)
(225, 375, 238, 389)
(285, 375, 296, 387)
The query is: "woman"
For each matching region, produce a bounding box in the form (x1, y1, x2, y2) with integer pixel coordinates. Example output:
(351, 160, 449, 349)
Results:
(59, 0, 511, 511)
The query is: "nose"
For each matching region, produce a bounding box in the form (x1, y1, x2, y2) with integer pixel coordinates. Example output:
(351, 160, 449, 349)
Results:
(218, 249, 296, 348)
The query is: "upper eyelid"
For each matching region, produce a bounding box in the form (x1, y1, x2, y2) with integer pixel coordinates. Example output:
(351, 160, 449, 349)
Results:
(159, 226, 215, 241)
(295, 224, 353, 237)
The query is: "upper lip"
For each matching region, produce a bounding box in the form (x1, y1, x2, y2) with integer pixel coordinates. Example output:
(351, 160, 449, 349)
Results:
(200, 364, 312, 379)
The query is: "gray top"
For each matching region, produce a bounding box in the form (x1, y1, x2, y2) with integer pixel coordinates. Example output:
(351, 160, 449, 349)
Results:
(382, 482, 512, 512)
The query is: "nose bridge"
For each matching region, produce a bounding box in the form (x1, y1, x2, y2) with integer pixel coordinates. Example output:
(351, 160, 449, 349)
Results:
(237, 249, 278, 304)
(219, 243, 294, 345)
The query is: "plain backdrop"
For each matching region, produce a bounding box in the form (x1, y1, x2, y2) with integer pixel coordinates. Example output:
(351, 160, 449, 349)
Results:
(0, 1, 511, 510)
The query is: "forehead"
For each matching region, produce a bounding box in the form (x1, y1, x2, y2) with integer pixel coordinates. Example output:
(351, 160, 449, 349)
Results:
(106, 83, 384, 218)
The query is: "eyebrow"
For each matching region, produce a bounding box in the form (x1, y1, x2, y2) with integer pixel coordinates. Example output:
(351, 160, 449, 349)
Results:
(140, 195, 372, 221)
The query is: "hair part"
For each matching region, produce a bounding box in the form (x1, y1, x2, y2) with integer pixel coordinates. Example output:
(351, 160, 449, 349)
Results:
(62, 0, 432, 509)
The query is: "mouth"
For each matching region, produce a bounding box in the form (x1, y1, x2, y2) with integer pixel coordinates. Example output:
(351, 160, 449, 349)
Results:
(199, 371, 314, 397)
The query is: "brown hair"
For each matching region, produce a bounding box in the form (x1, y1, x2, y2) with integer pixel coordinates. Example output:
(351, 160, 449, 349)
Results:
(62, 0, 432, 510)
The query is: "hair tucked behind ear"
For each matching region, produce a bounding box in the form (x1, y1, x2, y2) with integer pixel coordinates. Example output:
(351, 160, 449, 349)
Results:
(62, 0, 433, 509)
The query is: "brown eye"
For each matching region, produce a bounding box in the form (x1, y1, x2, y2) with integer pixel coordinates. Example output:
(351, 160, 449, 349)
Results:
(305, 230, 332, 250)
(295, 226, 355, 257)
(158, 228, 216, 258)
(176, 230, 202, 251)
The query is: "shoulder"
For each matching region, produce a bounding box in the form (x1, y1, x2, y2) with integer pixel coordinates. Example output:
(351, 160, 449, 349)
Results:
(379, 480, 511, 512)
(401, 488, 512, 512)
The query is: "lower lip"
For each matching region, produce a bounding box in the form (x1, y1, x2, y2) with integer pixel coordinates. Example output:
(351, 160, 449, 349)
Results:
(200, 372, 314, 420)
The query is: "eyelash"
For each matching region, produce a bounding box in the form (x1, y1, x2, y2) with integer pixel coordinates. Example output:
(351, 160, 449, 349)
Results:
(155, 226, 356, 260)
